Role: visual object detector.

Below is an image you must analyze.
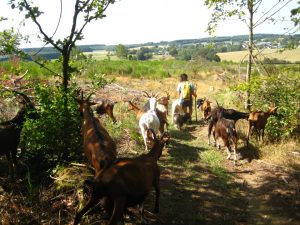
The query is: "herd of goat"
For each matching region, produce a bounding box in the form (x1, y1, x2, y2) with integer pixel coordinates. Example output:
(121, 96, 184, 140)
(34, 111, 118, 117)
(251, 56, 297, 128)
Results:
(0, 89, 278, 224)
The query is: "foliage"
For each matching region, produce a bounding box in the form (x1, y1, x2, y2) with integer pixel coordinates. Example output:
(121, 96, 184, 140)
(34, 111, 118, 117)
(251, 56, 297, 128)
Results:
(21, 85, 82, 167)
(231, 65, 300, 139)
(0, 28, 23, 56)
(115, 44, 128, 59)
(9, 0, 116, 89)
(291, 1, 300, 26)
(136, 47, 152, 60)
(176, 45, 221, 62)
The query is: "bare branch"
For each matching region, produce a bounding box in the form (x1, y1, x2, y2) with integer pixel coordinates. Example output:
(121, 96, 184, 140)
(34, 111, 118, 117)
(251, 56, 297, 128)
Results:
(254, 0, 293, 28)
(22, 0, 62, 52)
(32, 0, 63, 56)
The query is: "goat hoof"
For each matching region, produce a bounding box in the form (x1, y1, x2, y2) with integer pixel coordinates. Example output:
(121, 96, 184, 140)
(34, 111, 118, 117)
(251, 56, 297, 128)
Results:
(227, 155, 231, 160)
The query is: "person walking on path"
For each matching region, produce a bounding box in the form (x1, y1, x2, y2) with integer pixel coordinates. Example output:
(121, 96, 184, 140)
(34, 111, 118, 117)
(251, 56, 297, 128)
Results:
(177, 73, 197, 120)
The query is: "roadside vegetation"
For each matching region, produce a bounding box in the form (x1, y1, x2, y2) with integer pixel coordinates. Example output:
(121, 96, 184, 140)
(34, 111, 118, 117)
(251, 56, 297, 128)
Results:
(1, 54, 299, 224)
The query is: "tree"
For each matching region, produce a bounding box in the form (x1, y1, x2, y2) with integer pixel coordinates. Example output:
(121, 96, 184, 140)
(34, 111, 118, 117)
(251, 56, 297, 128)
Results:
(7, 0, 116, 161)
(291, 1, 300, 26)
(9, 0, 115, 91)
(136, 47, 152, 60)
(115, 44, 128, 59)
(168, 46, 178, 57)
(204, 0, 295, 111)
(0, 28, 22, 56)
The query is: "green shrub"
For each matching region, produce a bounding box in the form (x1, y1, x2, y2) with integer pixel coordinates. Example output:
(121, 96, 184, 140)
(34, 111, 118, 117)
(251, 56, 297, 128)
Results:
(232, 65, 299, 140)
(21, 85, 82, 168)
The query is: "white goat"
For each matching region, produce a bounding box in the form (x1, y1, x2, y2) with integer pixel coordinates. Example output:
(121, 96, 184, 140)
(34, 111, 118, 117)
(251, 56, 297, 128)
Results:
(171, 99, 184, 124)
(139, 98, 160, 150)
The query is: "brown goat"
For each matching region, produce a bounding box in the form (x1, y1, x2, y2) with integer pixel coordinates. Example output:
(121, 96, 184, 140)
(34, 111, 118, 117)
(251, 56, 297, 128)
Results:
(197, 98, 211, 119)
(94, 98, 117, 123)
(247, 106, 278, 144)
(213, 117, 238, 165)
(75, 93, 117, 174)
(157, 91, 170, 115)
(0, 90, 37, 179)
(74, 130, 170, 225)
(127, 100, 145, 120)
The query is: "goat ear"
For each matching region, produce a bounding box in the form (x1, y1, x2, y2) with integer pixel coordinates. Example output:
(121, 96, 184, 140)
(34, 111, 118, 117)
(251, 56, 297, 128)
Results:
(89, 101, 97, 106)
(148, 129, 156, 140)
(86, 93, 95, 102)
(161, 131, 170, 143)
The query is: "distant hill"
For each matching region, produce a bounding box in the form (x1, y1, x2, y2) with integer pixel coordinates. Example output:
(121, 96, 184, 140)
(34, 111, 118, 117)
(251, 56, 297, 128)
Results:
(0, 33, 298, 61)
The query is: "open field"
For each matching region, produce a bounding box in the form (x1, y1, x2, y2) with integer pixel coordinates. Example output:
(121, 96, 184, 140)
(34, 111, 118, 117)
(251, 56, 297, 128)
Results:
(84, 50, 119, 60)
(218, 48, 300, 63)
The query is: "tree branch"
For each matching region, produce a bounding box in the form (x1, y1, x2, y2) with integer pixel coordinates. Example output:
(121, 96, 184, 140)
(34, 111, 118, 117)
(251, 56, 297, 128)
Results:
(254, 0, 293, 28)
(71, 0, 113, 46)
(23, 0, 62, 52)
(32, 0, 63, 56)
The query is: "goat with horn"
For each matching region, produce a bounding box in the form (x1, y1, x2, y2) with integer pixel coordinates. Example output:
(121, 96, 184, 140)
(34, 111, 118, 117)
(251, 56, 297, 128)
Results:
(75, 91, 117, 174)
(0, 89, 38, 180)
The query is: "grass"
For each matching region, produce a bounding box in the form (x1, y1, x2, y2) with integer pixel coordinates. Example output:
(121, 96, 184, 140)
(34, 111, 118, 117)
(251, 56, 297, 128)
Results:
(1, 56, 299, 224)
(218, 48, 300, 63)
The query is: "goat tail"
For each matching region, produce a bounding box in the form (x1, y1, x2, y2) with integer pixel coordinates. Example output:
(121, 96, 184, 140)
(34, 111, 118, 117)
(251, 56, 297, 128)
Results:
(226, 125, 237, 141)
(237, 111, 250, 119)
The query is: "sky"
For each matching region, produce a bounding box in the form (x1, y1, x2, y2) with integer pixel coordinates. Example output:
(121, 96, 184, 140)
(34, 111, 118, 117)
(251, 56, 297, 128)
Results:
(0, 0, 299, 48)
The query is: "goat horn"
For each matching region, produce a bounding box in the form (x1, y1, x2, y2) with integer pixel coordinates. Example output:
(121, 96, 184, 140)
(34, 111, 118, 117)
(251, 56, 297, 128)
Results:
(10, 89, 32, 105)
(164, 91, 170, 99)
(142, 91, 151, 98)
(14, 69, 28, 82)
(154, 92, 160, 98)
(86, 92, 95, 102)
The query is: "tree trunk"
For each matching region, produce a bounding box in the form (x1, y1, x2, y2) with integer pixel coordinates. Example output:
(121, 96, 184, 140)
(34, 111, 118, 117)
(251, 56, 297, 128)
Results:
(61, 46, 71, 160)
(246, 1, 254, 112)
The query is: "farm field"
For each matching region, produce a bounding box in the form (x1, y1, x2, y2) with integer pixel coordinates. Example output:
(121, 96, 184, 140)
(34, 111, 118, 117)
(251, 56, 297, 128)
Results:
(0, 66, 299, 224)
(218, 48, 300, 63)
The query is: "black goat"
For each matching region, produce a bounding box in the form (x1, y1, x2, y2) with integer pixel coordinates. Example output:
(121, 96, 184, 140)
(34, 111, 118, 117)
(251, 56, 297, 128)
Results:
(207, 106, 249, 145)
(173, 112, 190, 130)
(213, 117, 238, 165)
(94, 98, 117, 123)
(0, 90, 37, 179)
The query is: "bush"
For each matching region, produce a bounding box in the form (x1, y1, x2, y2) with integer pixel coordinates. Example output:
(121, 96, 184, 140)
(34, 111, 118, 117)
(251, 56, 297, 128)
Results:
(232, 65, 299, 140)
(21, 85, 82, 169)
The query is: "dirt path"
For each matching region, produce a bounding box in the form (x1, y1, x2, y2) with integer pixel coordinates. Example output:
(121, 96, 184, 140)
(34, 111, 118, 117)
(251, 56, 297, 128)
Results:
(0, 90, 299, 225)
(152, 119, 300, 225)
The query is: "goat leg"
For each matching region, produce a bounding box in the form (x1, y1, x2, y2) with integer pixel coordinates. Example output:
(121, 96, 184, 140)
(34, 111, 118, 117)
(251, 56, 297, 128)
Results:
(5, 152, 14, 180)
(154, 169, 160, 214)
(261, 129, 265, 143)
(207, 121, 214, 145)
(73, 195, 98, 225)
(233, 145, 237, 166)
(139, 203, 146, 224)
(154, 185, 160, 214)
(226, 146, 231, 160)
(108, 198, 126, 225)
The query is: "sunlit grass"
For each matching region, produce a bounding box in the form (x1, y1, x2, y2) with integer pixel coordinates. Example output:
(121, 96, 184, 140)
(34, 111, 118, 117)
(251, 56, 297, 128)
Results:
(218, 48, 300, 63)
